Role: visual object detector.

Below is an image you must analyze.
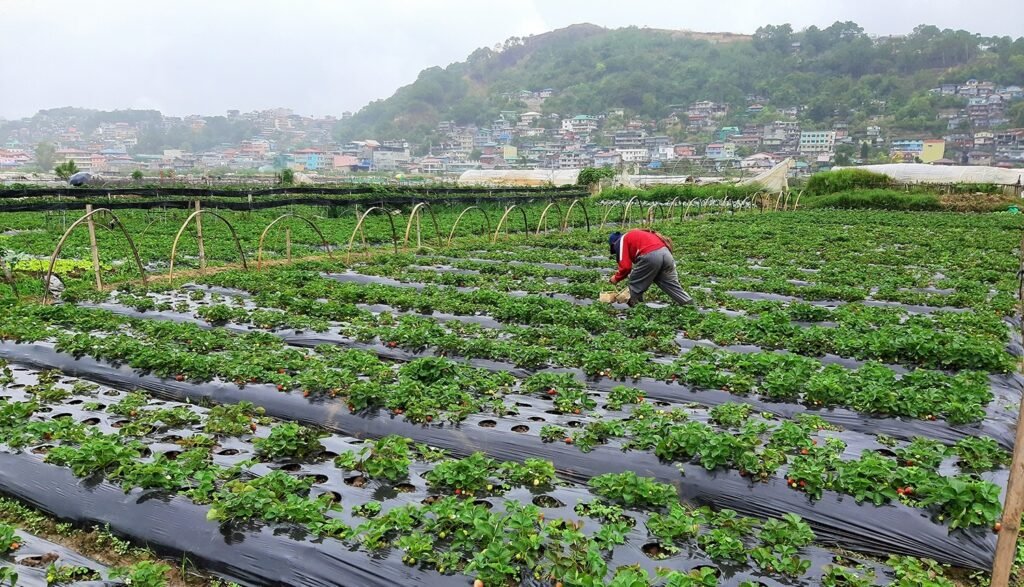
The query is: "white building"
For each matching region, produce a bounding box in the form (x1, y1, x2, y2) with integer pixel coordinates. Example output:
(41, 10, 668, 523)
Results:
(798, 131, 836, 154)
(616, 148, 649, 163)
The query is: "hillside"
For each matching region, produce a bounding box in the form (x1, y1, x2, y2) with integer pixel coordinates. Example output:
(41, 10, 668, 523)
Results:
(333, 22, 1024, 145)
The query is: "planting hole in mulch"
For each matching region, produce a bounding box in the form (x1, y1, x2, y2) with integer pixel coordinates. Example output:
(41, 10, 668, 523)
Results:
(478, 419, 497, 428)
(474, 499, 493, 509)
(642, 542, 668, 559)
(319, 491, 342, 503)
(566, 420, 584, 428)
(17, 552, 59, 567)
(215, 448, 240, 456)
(532, 495, 564, 508)
(163, 450, 181, 460)
(31, 444, 53, 455)
(280, 463, 303, 472)
(345, 474, 367, 488)
(321, 451, 338, 459)
(511, 425, 529, 433)
(692, 565, 721, 578)
(304, 474, 329, 484)
(528, 416, 545, 422)
(81, 417, 101, 425)
(160, 435, 182, 443)
(52, 413, 72, 419)
(395, 483, 416, 493)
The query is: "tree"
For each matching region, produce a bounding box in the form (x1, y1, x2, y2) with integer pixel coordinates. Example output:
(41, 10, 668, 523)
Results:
(277, 168, 295, 186)
(860, 142, 870, 160)
(34, 142, 56, 172)
(54, 160, 79, 180)
(577, 167, 615, 186)
(468, 148, 482, 160)
(131, 169, 144, 181)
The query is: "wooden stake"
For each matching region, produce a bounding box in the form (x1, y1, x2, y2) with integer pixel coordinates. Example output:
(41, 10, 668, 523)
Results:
(992, 397, 1024, 585)
(286, 228, 292, 262)
(85, 204, 102, 290)
(992, 244, 1024, 587)
(194, 200, 206, 270)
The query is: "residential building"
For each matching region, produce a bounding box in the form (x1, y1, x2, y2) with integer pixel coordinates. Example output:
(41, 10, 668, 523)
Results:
(798, 131, 836, 154)
(705, 143, 737, 160)
(593, 151, 621, 168)
(616, 148, 649, 163)
(921, 140, 945, 163)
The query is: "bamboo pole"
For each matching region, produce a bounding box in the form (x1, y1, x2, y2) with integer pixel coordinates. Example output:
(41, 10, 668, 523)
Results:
(991, 242, 1024, 586)
(286, 228, 292, 262)
(194, 200, 206, 270)
(85, 204, 102, 290)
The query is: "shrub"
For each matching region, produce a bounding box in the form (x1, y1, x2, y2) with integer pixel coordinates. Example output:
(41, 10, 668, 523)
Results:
(801, 190, 941, 211)
(805, 169, 892, 195)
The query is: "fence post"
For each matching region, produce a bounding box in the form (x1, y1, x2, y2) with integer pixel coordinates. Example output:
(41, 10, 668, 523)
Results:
(85, 204, 102, 290)
(194, 199, 206, 270)
(991, 247, 1024, 586)
(286, 228, 292, 262)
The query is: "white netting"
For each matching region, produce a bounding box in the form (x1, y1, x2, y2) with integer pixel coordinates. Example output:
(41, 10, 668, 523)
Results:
(832, 164, 1023, 186)
(456, 170, 580, 187)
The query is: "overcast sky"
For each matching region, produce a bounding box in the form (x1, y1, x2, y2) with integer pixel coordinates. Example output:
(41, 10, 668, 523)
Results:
(0, 0, 1019, 120)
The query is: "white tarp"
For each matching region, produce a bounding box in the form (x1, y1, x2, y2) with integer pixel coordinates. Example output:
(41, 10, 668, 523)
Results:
(619, 158, 792, 192)
(739, 158, 793, 193)
(832, 164, 1023, 186)
(457, 169, 580, 187)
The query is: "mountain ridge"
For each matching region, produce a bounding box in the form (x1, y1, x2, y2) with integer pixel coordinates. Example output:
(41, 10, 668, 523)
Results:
(332, 22, 1024, 146)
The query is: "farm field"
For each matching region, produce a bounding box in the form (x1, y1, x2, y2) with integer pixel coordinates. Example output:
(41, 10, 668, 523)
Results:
(1, 198, 1023, 586)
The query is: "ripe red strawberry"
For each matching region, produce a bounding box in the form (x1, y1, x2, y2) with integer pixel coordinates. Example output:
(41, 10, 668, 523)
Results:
(174, 374, 185, 382)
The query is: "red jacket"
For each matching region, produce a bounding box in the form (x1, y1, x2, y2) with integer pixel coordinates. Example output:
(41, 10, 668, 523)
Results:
(611, 230, 669, 283)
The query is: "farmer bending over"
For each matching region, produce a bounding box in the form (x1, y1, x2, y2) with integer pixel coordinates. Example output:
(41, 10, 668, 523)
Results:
(609, 230, 693, 308)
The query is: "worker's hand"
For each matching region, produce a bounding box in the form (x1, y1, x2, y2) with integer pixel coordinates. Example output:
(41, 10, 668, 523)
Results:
(609, 276, 619, 285)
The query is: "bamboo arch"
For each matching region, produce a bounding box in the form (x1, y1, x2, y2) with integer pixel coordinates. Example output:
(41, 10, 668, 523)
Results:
(446, 206, 492, 246)
(600, 203, 622, 226)
(665, 198, 682, 221)
(561, 199, 591, 232)
(491, 204, 529, 243)
(345, 206, 399, 264)
(680, 200, 696, 221)
(256, 213, 334, 270)
(43, 207, 147, 302)
(402, 202, 443, 250)
(621, 196, 641, 225)
(791, 190, 804, 210)
(535, 201, 564, 235)
(168, 209, 248, 277)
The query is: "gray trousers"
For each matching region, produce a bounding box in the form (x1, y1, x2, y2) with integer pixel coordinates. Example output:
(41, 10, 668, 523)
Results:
(628, 247, 693, 306)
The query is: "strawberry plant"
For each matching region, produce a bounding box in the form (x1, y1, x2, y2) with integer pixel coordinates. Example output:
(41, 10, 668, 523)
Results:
(253, 423, 325, 460)
(424, 452, 496, 493)
(110, 561, 172, 587)
(917, 476, 1002, 529)
(952, 436, 1009, 472)
(821, 565, 875, 587)
(205, 402, 267, 436)
(588, 472, 677, 508)
(659, 567, 719, 587)
(44, 564, 101, 584)
(0, 523, 21, 554)
(334, 435, 411, 481)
